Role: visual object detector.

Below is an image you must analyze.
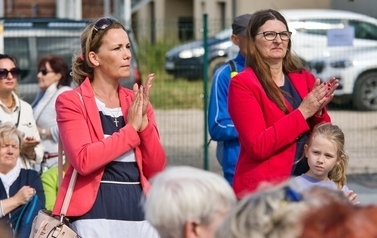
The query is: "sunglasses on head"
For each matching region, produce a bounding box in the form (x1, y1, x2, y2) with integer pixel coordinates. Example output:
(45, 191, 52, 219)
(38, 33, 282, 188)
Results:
(92, 18, 117, 39)
(0, 67, 21, 80)
(39, 69, 54, 76)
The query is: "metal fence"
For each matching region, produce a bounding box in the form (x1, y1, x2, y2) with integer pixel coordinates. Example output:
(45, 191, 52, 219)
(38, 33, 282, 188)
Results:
(2, 16, 377, 175)
(139, 15, 377, 175)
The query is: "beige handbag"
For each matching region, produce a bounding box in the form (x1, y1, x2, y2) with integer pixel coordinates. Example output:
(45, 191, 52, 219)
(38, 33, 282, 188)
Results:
(29, 139, 81, 238)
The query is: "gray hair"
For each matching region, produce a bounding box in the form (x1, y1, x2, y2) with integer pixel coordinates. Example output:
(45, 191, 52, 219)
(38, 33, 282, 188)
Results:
(143, 166, 237, 238)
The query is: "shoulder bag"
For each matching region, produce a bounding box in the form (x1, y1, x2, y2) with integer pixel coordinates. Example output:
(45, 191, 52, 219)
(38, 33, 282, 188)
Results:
(29, 139, 80, 238)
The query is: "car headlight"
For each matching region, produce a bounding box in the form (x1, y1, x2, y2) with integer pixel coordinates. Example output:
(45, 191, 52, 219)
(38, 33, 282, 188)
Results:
(178, 48, 204, 59)
(330, 60, 354, 68)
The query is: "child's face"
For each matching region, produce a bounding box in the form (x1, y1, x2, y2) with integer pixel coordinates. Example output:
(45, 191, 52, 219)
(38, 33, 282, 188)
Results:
(304, 134, 339, 181)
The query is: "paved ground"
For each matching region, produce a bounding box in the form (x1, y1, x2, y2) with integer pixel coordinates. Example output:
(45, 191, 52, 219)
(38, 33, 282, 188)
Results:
(154, 108, 377, 204)
(348, 174, 377, 204)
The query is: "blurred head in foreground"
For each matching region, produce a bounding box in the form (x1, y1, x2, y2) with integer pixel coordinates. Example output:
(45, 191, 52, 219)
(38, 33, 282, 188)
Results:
(215, 182, 308, 238)
(299, 200, 377, 238)
(143, 166, 237, 238)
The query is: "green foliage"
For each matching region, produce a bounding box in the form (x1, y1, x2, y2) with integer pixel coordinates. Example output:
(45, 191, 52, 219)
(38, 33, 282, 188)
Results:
(136, 40, 206, 110)
(150, 75, 204, 110)
(137, 39, 177, 74)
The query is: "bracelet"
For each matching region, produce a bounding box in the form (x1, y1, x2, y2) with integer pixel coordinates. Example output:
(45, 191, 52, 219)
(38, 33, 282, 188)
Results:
(41, 128, 47, 140)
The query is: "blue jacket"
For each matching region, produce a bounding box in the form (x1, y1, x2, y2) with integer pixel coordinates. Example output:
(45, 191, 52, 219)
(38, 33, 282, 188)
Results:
(208, 52, 245, 184)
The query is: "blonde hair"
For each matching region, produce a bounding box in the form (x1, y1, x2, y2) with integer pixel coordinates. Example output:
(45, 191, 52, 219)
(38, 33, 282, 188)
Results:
(0, 122, 23, 148)
(215, 182, 308, 238)
(306, 123, 348, 188)
(71, 17, 127, 85)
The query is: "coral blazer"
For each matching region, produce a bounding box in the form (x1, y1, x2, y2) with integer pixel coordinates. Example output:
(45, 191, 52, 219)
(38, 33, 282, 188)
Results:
(228, 68, 331, 198)
(52, 79, 166, 216)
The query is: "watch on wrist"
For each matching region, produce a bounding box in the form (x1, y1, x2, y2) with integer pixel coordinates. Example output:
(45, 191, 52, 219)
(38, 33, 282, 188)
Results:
(41, 128, 47, 140)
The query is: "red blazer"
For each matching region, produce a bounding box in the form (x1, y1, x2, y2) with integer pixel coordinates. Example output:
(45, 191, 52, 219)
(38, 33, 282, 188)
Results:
(52, 79, 166, 216)
(228, 68, 330, 198)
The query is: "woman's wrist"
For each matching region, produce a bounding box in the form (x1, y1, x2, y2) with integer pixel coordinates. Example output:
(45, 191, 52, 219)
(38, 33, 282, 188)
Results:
(315, 109, 323, 117)
(139, 117, 149, 131)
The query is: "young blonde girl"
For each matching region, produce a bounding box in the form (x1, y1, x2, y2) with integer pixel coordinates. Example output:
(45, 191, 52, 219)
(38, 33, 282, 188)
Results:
(290, 123, 357, 203)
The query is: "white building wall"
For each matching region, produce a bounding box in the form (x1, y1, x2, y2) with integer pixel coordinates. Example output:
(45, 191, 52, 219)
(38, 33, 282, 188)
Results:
(134, 0, 334, 41)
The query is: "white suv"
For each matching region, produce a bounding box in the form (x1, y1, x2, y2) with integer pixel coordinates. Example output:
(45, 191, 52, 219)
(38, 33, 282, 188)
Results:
(282, 9, 377, 60)
(283, 9, 377, 111)
(308, 47, 377, 110)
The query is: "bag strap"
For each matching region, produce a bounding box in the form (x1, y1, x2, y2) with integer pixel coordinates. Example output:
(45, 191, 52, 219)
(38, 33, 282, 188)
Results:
(15, 99, 21, 128)
(228, 60, 238, 78)
(58, 139, 63, 186)
(58, 90, 85, 216)
(58, 137, 78, 216)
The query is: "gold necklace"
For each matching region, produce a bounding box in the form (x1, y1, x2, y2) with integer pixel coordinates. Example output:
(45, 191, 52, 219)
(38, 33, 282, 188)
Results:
(7, 96, 15, 110)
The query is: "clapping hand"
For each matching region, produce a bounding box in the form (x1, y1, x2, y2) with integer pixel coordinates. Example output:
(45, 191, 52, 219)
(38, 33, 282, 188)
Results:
(298, 77, 339, 119)
(128, 73, 154, 131)
(315, 77, 339, 115)
(141, 73, 154, 116)
(128, 86, 144, 131)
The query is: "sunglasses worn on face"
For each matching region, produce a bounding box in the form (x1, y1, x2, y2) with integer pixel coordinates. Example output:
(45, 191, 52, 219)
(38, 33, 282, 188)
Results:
(0, 68, 21, 80)
(39, 69, 54, 76)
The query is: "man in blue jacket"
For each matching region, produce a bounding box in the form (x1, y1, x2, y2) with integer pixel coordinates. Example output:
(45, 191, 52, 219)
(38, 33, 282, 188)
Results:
(208, 13, 251, 185)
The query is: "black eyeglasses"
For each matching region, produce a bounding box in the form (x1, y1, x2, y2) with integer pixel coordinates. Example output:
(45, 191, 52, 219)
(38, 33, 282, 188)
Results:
(0, 68, 21, 79)
(39, 69, 54, 76)
(257, 31, 292, 41)
(92, 18, 116, 39)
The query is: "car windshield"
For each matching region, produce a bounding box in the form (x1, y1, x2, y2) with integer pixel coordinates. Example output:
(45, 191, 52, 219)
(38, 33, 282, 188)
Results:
(289, 19, 345, 35)
(214, 28, 232, 40)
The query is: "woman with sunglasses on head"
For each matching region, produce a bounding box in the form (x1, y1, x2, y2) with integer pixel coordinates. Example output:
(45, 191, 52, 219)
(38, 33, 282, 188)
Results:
(228, 9, 339, 198)
(0, 54, 44, 170)
(32, 55, 72, 172)
(52, 17, 166, 237)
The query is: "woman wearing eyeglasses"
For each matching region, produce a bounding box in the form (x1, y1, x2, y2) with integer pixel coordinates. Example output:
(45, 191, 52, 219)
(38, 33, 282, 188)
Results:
(32, 54, 72, 172)
(51, 17, 166, 237)
(0, 54, 44, 170)
(228, 9, 339, 198)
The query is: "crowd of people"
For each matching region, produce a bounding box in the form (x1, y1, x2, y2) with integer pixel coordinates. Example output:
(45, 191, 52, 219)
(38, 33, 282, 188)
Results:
(0, 8, 375, 238)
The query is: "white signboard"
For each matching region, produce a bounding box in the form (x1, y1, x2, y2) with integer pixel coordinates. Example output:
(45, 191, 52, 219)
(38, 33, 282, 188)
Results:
(327, 27, 355, 47)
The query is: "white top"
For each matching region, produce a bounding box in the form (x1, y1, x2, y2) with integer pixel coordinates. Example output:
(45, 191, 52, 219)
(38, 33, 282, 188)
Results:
(290, 174, 350, 194)
(33, 82, 72, 154)
(0, 92, 44, 169)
